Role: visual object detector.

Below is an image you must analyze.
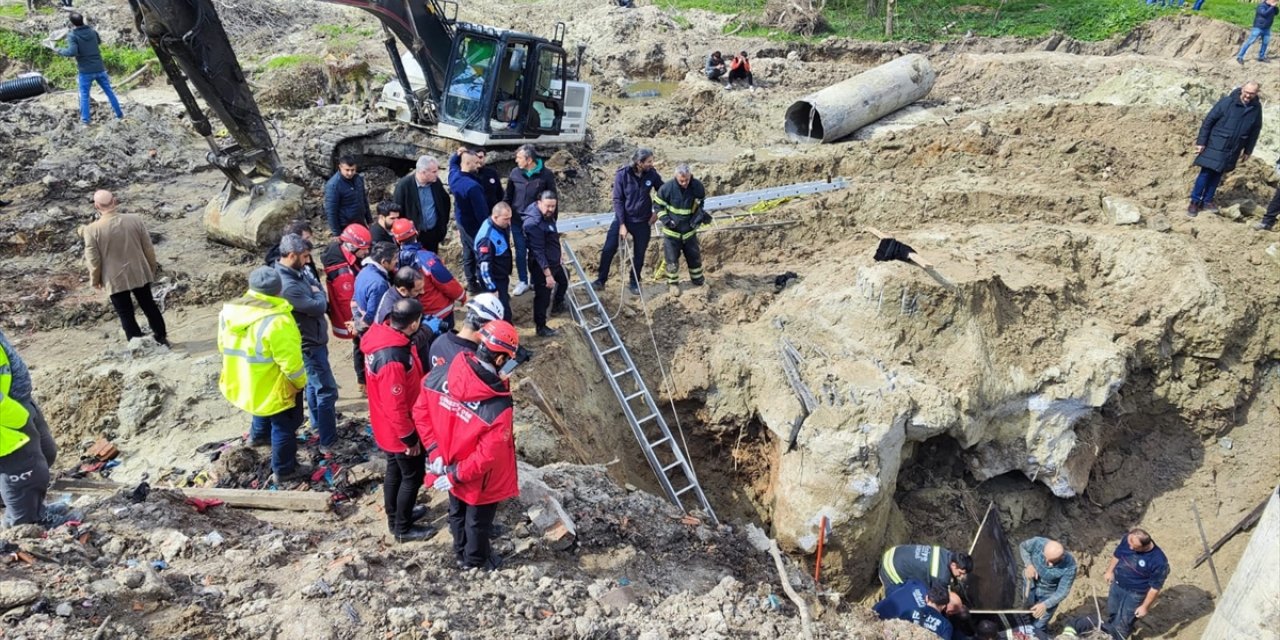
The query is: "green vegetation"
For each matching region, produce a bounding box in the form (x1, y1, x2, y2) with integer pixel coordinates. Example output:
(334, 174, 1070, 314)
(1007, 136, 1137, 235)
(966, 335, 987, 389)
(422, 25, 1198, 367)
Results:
(0, 27, 155, 86)
(263, 53, 324, 71)
(313, 23, 378, 55)
(0, 2, 27, 20)
(663, 0, 1259, 43)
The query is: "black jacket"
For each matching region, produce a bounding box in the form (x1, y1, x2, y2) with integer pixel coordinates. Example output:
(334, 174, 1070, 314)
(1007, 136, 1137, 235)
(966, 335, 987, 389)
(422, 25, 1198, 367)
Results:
(275, 263, 330, 349)
(505, 161, 557, 223)
(392, 173, 451, 249)
(1195, 88, 1263, 174)
(523, 202, 562, 272)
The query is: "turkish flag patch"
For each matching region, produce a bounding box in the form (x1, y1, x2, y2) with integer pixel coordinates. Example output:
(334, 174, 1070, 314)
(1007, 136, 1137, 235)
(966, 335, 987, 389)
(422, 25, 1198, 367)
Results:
(391, 384, 403, 396)
(479, 246, 490, 254)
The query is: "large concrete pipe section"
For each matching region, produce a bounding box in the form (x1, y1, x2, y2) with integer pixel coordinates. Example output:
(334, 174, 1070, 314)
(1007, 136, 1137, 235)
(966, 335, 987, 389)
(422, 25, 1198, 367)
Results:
(784, 54, 936, 143)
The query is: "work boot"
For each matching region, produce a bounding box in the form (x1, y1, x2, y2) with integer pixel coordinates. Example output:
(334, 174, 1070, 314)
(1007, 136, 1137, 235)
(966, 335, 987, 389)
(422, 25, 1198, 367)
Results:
(1254, 221, 1274, 231)
(394, 525, 437, 544)
(1202, 200, 1220, 213)
(1236, 57, 1244, 65)
(668, 284, 681, 297)
(1186, 202, 1200, 217)
(244, 433, 271, 449)
(536, 325, 559, 338)
(590, 279, 605, 291)
(386, 505, 430, 533)
(628, 283, 640, 296)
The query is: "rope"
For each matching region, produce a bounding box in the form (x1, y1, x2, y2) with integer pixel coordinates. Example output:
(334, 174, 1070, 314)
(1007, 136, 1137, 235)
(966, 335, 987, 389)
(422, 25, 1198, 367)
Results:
(621, 231, 696, 488)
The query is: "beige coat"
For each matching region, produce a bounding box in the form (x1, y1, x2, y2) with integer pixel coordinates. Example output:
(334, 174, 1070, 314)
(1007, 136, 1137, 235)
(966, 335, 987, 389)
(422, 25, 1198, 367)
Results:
(84, 213, 158, 295)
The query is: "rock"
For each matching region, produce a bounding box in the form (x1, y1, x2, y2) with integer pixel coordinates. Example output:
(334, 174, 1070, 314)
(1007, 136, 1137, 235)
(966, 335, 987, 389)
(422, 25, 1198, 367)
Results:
(55, 602, 73, 617)
(0, 581, 41, 609)
(1102, 196, 1142, 225)
(1217, 203, 1243, 221)
(387, 606, 422, 631)
(597, 585, 637, 614)
(964, 121, 989, 136)
(203, 179, 305, 251)
(1147, 214, 1172, 233)
(89, 579, 125, 597)
(344, 459, 386, 486)
(119, 570, 145, 589)
(151, 529, 190, 562)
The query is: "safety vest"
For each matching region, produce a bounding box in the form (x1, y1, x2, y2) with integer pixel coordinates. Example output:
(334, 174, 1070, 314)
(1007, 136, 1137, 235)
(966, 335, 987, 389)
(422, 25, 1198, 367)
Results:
(217, 291, 308, 416)
(0, 344, 32, 457)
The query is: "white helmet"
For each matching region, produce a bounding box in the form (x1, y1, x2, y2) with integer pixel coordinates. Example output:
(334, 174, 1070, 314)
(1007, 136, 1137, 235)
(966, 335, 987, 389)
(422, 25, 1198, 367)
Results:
(465, 293, 505, 322)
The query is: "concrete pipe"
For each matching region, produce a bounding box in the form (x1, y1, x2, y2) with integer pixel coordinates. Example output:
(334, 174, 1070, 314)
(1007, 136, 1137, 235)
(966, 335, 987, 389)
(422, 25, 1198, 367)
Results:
(784, 54, 936, 143)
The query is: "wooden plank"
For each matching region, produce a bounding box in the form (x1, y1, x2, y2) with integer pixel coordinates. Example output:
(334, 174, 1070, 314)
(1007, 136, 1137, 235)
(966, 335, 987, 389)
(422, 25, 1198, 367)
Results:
(1194, 493, 1271, 568)
(1202, 487, 1280, 640)
(51, 478, 331, 512)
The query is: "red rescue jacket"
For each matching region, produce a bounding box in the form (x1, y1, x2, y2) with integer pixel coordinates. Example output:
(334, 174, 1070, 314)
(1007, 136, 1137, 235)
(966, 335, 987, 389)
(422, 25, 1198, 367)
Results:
(412, 352, 517, 506)
(361, 323, 423, 453)
(321, 242, 361, 339)
(730, 56, 750, 73)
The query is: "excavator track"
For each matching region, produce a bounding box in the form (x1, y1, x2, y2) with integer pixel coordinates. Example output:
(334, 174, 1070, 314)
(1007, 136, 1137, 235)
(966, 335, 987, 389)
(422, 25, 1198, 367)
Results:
(303, 123, 519, 179)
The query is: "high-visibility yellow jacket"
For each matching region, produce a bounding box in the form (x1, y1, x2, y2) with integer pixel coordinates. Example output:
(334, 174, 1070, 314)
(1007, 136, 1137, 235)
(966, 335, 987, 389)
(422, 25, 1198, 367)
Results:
(217, 291, 307, 416)
(0, 343, 31, 458)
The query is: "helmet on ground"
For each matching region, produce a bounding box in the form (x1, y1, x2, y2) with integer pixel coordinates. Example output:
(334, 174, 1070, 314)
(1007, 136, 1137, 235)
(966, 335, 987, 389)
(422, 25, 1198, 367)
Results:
(391, 218, 417, 243)
(339, 224, 372, 249)
(466, 293, 505, 323)
(478, 320, 519, 358)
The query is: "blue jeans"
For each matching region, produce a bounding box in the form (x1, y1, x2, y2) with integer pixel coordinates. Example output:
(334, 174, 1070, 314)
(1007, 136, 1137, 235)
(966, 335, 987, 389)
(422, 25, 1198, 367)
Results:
(77, 71, 123, 124)
(1106, 584, 1144, 640)
(249, 402, 304, 476)
(1190, 167, 1223, 204)
(511, 221, 529, 284)
(1237, 28, 1271, 60)
(1025, 586, 1060, 632)
(302, 346, 339, 447)
(1192, 0, 1205, 9)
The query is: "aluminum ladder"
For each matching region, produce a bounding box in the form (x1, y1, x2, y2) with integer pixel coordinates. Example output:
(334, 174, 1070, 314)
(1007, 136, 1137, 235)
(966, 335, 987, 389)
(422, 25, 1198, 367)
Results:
(560, 240, 718, 524)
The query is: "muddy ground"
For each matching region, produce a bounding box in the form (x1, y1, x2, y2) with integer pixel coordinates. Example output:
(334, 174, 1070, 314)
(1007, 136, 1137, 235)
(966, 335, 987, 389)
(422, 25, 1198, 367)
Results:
(1, 0, 1279, 637)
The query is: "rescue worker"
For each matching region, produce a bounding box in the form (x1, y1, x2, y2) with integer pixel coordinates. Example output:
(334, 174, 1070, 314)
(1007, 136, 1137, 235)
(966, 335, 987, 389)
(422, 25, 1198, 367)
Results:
(0, 334, 56, 528)
(392, 156, 450, 253)
(373, 267, 437, 365)
(391, 219, 466, 333)
(654, 164, 709, 296)
(320, 224, 370, 391)
(974, 619, 1048, 640)
(449, 148, 492, 292)
(352, 242, 400, 394)
(726, 51, 755, 91)
(218, 267, 309, 483)
(427, 293, 505, 371)
(370, 201, 402, 245)
(415, 320, 520, 570)
(363, 297, 436, 543)
(475, 202, 515, 322)
(592, 148, 662, 296)
(1102, 528, 1168, 639)
(524, 190, 567, 337)
(504, 144, 557, 297)
(0, 329, 56, 478)
(1018, 536, 1077, 632)
(273, 234, 338, 453)
(872, 580, 958, 640)
(1058, 614, 1112, 638)
(880, 544, 973, 595)
(323, 155, 369, 235)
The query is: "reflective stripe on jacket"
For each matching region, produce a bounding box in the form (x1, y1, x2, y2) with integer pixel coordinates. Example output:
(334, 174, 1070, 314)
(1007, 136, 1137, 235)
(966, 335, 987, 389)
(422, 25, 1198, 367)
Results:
(0, 343, 31, 458)
(217, 291, 307, 416)
(654, 177, 707, 239)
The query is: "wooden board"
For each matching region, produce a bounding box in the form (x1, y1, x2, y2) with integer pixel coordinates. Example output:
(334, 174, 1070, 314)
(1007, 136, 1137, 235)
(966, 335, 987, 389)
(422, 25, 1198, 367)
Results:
(51, 478, 332, 512)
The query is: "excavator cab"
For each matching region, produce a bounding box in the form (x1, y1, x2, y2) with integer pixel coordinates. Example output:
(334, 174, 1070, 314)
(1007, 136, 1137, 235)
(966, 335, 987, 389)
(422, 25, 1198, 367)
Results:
(380, 22, 589, 147)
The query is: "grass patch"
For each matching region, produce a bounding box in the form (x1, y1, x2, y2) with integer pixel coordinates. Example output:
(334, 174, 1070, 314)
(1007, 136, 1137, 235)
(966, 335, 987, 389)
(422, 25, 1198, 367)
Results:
(263, 53, 324, 71)
(0, 27, 156, 86)
(0, 2, 27, 20)
(676, 0, 1259, 42)
(313, 23, 377, 55)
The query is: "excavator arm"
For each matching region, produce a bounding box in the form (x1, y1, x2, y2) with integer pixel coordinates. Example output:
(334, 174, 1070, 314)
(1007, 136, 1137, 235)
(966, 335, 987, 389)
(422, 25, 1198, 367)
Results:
(127, 0, 458, 192)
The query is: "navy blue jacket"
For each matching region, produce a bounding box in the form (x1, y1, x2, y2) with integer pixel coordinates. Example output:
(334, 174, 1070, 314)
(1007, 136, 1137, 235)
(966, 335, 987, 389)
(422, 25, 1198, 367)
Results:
(1195, 88, 1263, 174)
(523, 202, 562, 272)
(1253, 2, 1276, 30)
(353, 260, 392, 328)
(448, 161, 491, 238)
(324, 171, 369, 234)
(1111, 536, 1170, 595)
(474, 218, 513, 290)
(58, 26, 106, 74)
(612, 164, 663, 225)
(872, 580, 953, 640)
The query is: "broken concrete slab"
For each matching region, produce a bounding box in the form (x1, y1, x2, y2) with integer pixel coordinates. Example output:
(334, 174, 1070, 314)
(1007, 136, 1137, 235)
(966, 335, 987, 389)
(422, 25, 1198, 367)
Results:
(598, 585, 638, 614)
(203, 179, 305, 251)
(0, 581, 41, 609)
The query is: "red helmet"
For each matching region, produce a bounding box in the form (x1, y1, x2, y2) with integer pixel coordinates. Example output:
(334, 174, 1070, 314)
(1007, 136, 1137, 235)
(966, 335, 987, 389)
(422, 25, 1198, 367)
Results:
(391, 218, 418, 243)
(478, 320, 519, 358)
(338, 224, 372, 250)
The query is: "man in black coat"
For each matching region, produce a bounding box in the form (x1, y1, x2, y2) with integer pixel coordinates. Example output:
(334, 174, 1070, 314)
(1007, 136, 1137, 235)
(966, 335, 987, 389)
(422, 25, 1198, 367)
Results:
(504, 144, 557, 297)
(1188, 82, 1263, 217)
(392, 156, 451, 252)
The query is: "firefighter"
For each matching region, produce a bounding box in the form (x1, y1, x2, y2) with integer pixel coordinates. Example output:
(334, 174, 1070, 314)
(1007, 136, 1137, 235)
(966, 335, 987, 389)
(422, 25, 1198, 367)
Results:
(880, 544, 973, 595)
(321, 224, 371, 392)
(653, 164, 709, 297)
(391, 219, 466, 333)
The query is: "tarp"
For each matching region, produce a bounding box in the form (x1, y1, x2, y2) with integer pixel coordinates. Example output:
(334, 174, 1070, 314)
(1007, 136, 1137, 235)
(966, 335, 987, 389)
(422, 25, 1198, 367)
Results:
(966, 502, 1037, 632)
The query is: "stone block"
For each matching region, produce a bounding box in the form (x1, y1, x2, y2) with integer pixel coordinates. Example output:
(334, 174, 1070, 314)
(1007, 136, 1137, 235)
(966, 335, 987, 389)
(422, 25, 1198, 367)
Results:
(204, 179, 305, 251)
(1102, 196, 1142, 225)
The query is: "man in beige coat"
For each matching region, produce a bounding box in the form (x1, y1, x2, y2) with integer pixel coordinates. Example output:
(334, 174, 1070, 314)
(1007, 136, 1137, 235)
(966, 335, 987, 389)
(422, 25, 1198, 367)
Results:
(83, 190, 168, 346)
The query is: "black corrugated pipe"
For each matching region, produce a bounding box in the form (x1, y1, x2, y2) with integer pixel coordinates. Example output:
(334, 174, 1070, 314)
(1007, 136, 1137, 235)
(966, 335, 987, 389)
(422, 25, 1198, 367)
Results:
(0, 75, 49, 102)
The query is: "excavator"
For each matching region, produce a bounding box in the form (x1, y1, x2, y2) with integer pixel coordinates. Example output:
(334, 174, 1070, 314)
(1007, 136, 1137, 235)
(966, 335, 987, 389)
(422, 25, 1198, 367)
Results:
(125, 0, 591, 248)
